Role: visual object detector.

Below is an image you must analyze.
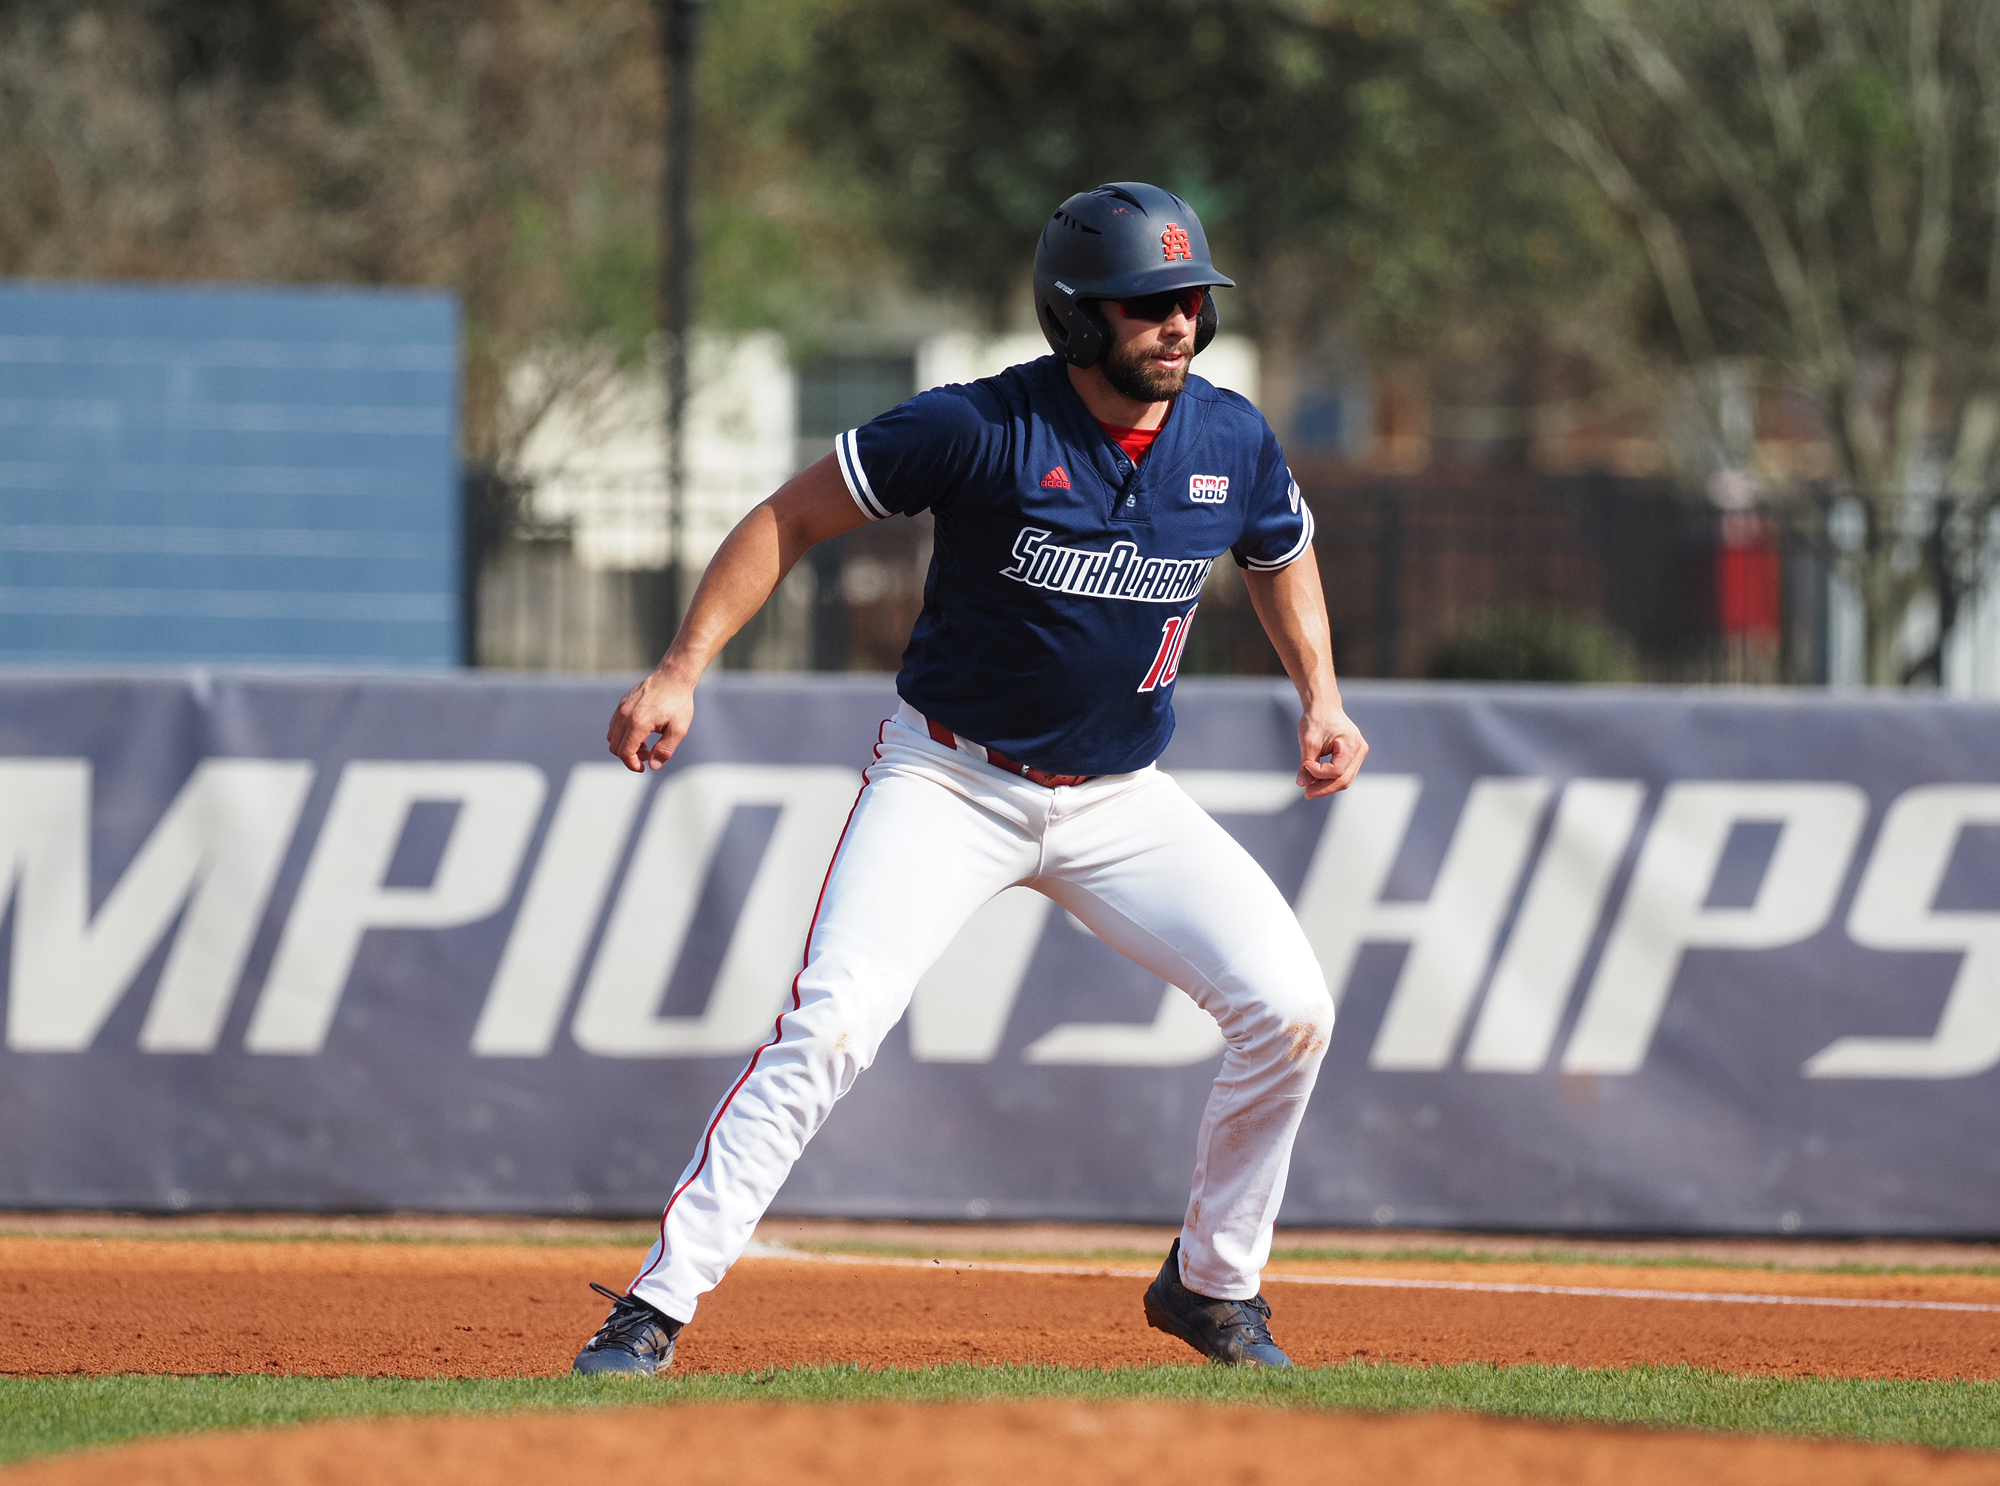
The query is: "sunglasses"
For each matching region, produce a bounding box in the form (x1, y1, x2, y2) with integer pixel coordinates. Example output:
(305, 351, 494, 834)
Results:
(1112, 286, 1206, 323)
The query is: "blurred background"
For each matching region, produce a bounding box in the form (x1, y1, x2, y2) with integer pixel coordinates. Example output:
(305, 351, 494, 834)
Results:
(3, 0, 1998, 691)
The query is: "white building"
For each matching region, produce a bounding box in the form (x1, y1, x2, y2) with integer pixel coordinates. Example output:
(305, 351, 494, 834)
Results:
(509, 330, 1262, 575)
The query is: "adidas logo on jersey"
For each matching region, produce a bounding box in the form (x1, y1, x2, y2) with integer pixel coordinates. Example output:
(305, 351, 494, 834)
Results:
(1041, 466, 1072, 489)
(1189, 474, 1229, 504)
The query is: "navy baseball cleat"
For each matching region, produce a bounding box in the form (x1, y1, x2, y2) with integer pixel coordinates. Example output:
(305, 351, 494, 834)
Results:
(1142, 1239, 1293, 1367)
(573, 1282, 683, 1376)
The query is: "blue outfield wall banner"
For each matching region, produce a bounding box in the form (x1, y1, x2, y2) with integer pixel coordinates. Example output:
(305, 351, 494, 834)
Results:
(0, 281, 460, 668)
(1, 670, 1998, 1233)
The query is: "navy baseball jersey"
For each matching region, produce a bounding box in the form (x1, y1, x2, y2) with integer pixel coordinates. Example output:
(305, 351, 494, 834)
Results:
(835, 354, 1313, 775)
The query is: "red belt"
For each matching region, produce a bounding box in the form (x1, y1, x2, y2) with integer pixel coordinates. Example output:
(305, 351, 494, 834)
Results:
(924, 715, 1095, 788)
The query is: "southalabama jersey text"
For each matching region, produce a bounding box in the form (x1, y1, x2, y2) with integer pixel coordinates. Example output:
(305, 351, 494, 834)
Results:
(1001, 529, 1213, 604)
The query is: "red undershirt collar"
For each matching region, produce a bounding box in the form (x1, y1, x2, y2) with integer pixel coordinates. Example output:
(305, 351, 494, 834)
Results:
(1094, 416, 1165, 464)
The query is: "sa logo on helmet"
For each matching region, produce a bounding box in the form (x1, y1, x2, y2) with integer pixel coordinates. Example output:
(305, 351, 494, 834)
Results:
(1161, 224, 1193, 262)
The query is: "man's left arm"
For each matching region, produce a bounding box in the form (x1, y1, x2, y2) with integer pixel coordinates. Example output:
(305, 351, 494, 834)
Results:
(1243, 545, 1368, 798)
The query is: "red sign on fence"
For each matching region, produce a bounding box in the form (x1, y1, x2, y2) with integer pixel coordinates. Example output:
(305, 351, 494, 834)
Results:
(1717, 513, 1781, 639)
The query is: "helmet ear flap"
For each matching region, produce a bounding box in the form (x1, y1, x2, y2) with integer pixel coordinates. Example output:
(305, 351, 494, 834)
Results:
(1037, 280, 1110, 368)
(1194, 290, 1218, 355)
(1072, 300, 1111, 367)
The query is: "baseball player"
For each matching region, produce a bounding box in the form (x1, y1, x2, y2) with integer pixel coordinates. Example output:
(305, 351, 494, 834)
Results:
(575, 182, 1367, 1375)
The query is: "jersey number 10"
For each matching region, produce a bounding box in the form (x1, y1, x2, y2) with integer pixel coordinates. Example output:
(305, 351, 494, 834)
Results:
(1138, 605, 1198, 693)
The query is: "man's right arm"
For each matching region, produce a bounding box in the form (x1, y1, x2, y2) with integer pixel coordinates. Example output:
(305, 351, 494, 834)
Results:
(606, 453, 870, 772)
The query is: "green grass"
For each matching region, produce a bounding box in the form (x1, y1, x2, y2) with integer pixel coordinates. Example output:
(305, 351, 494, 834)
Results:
(7, 1362, 2000, 1467)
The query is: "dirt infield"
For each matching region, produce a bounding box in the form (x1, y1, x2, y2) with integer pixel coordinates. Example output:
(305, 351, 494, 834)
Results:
(14, 1211, 2000, 1272)
(5, 1236, 2000, 1379)
(14, 1399, 2000, 1486)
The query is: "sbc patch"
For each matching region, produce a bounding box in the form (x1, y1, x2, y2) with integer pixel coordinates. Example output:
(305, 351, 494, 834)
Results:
(1189, 474, 1229, 504)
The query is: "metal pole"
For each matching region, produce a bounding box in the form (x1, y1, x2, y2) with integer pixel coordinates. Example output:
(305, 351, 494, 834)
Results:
(1374, 483, 1403, 677)
(658, 0, 703, 628)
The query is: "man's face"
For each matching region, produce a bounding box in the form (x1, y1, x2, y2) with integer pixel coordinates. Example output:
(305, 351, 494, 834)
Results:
(1097, 297, 1198, 406)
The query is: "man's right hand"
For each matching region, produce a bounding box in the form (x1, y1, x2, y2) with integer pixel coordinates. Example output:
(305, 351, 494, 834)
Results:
(608, 666, 697, 772)
(602, 453, 870, 773)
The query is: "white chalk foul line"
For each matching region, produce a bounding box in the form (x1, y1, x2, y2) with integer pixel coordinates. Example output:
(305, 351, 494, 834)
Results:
(744, 1246, 2000, 1316)
(1262, 1273, 2000, 1315)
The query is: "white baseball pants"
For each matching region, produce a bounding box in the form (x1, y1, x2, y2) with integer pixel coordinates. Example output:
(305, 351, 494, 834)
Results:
(628, 701, 1334, 1322)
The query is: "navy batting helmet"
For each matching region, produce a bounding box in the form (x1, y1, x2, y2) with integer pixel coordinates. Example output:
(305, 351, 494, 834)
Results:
(1033, 182, 1234, 369)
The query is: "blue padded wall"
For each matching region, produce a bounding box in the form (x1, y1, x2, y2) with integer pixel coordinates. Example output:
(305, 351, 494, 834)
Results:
(0, 281, 459, 666)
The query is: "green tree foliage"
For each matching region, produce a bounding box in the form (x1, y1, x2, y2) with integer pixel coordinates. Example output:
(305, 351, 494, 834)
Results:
(792, 0, 1634, 436)
(1450, 0, 2000, 684)
(692, 0, 914, 341)
(0, 0, 667, 464)
(0, 0, 1637, 476)
(0, 0, 879, 468)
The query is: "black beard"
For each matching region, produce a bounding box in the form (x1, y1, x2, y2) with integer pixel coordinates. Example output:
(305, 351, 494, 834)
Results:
(1099, 333, 1190, 404)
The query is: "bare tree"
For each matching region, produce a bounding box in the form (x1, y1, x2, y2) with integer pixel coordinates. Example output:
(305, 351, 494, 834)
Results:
(1456, 0, 2000, 684)
(0, 0, 665, 474)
